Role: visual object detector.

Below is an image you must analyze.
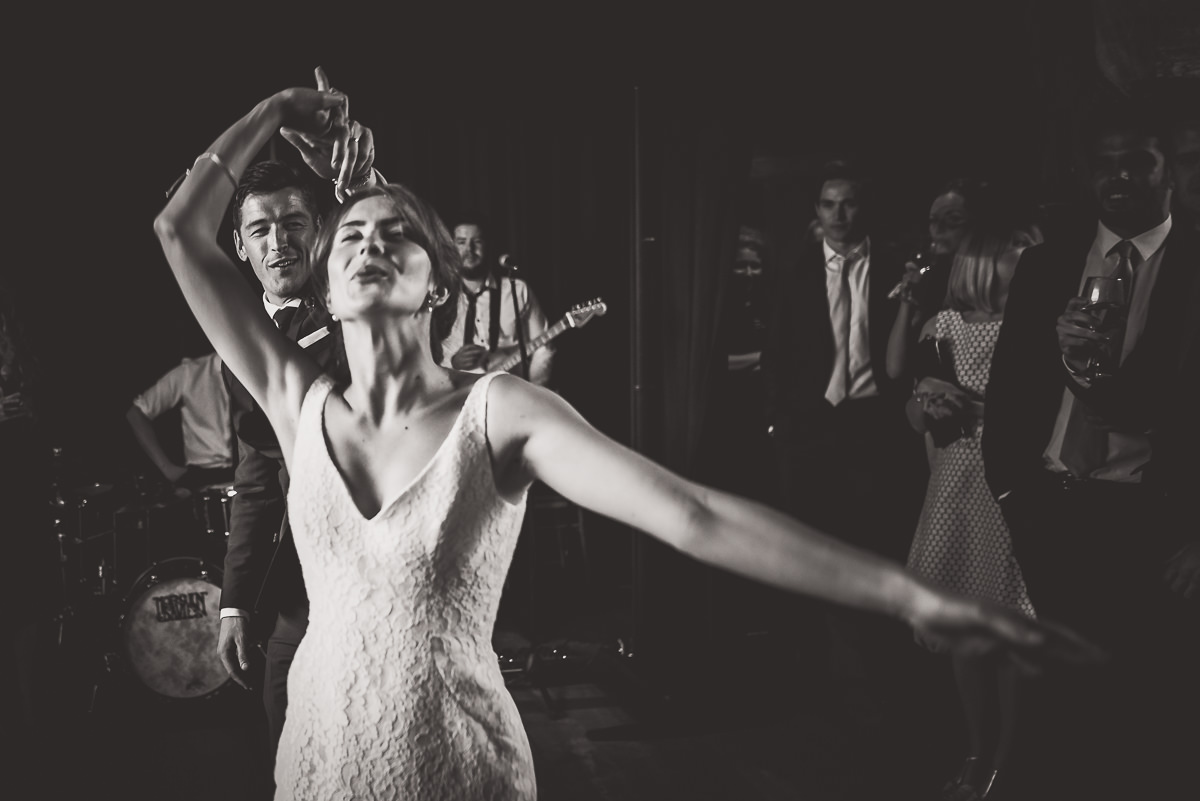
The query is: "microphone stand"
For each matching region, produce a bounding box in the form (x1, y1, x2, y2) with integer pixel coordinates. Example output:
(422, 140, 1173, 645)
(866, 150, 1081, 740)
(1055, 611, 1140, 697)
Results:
(506, 265, 530, 381)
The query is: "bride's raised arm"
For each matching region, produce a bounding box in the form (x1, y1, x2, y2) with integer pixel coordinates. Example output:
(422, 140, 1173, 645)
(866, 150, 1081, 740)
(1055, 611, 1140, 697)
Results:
(153, 87, 343, 457)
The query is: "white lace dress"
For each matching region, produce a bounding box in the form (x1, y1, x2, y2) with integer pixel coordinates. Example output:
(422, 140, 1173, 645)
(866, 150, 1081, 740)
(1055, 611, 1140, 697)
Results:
(274, 372, 535, 800)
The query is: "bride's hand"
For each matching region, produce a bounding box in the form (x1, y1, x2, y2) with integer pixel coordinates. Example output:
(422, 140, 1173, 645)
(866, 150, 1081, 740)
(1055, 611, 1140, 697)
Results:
(907, 589, 1107, 674)
(280, 67, 376, 202)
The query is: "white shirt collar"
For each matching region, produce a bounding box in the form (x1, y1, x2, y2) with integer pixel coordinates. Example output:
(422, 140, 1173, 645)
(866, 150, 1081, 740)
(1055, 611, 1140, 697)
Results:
(1095, 215, 1172, 264)
(823, 236, 870, 269)
(262, 293, 304, 318)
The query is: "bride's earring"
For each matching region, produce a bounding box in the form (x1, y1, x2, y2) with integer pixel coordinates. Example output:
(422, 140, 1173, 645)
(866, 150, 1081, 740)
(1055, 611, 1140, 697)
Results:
(423, 290, 440, 313)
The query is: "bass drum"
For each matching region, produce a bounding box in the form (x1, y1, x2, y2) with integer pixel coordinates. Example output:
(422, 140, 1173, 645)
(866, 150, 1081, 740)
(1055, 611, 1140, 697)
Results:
(119, 557, 231, 700)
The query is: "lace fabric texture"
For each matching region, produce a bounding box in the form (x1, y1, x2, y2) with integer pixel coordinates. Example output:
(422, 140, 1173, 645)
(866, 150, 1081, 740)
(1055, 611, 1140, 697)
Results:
(275, 372, 535, 800)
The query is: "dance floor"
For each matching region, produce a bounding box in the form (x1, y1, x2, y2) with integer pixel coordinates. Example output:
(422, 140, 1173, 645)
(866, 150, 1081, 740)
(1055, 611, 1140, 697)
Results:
(14, 626, 964, 801)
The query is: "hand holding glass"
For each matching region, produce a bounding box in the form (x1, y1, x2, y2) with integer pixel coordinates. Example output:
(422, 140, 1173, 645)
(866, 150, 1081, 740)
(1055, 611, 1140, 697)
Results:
(1079, 276, 1128, 380)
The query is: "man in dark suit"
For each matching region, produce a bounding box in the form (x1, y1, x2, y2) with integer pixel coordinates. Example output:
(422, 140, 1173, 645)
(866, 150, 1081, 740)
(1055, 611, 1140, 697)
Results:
(762, 160, 922, 555)
(216, 159, 357, 766)
(761, 161, 926, 791)
(983, 100, 1200, 800)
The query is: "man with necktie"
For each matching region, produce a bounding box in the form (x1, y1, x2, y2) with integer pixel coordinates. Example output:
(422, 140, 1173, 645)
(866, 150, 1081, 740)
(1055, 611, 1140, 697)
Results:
(761, 161, 924, 792)
(984, 98, 1200, 800)
(215, 158, 364, 775)
(441, 219, 554, 386)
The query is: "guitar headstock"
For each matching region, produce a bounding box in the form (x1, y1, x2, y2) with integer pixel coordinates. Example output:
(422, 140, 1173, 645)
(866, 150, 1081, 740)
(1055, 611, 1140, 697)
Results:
(564, 298, 607, 328)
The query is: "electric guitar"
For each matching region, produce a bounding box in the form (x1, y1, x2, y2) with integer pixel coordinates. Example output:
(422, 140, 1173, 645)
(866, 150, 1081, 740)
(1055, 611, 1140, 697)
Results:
(496, 298, 608, 372)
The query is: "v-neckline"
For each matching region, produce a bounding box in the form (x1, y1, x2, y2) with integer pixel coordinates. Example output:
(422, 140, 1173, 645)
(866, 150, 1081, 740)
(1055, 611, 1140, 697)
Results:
(317, 377, 481, 524)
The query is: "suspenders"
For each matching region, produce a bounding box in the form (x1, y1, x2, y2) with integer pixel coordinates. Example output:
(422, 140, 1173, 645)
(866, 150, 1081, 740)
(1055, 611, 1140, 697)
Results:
(488, 283, 502, 352)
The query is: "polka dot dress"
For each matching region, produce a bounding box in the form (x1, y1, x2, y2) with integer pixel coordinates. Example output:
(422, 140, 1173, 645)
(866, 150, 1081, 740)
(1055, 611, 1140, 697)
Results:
(906, 311, 1036, 628)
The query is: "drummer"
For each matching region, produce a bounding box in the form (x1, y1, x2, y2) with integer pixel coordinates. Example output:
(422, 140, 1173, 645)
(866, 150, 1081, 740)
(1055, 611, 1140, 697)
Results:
(125, 349, 235, 491)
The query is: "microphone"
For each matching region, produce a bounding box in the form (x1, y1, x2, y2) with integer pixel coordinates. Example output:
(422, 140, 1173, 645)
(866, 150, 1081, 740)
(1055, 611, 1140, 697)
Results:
(497, 254, 519, 274)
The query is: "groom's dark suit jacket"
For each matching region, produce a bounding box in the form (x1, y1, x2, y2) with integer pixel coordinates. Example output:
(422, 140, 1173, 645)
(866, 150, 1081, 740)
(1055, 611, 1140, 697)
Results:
(219, 298, 340, 639)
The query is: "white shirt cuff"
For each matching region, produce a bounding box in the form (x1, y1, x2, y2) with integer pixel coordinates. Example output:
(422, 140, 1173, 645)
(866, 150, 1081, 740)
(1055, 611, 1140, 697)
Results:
(220, 608, 251, 619)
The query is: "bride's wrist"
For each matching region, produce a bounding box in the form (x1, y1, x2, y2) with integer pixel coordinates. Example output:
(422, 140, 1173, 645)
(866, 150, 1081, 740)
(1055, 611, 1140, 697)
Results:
(892, 571, 942, 628)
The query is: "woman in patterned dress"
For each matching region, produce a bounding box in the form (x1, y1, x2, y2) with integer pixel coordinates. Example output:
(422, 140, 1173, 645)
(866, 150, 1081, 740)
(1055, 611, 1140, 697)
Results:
(905, 222, 1044, 801)
(153, 80, 1100, 800)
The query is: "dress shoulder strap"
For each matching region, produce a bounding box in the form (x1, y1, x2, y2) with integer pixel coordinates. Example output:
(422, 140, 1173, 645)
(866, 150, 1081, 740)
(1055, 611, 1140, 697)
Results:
(298, 374, 338, 432)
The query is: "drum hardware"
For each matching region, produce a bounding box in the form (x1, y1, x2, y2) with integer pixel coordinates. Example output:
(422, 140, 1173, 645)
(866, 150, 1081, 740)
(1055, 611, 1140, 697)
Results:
(194, 482, 236, 539)
(52, 604, 75, 648)
(88, 651, 120, 716)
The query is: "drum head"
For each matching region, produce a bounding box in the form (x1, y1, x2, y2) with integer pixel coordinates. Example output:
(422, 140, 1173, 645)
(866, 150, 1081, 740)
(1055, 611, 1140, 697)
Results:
(121, 558, 229, 700)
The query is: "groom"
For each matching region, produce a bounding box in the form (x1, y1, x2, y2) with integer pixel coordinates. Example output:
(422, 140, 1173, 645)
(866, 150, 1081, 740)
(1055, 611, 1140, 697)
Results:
(215, 70, 380, 771)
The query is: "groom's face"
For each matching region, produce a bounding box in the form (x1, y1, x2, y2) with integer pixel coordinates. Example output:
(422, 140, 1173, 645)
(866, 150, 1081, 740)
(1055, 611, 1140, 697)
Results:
(234, 188, 319, 305)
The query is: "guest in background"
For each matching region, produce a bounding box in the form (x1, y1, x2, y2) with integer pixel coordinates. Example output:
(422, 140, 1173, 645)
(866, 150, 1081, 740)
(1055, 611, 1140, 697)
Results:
(904, 221, 1042, 801)
(1167, 113, 1199, 231)
(983, 97, 1200, 800)
(886, 178, 992, 383)
(761, 160, 927, 792)
(724, 225, 770, 372)
(441, 219, 554, 386)
(0, 277, 57, 799)
(125, 350, 234, 490)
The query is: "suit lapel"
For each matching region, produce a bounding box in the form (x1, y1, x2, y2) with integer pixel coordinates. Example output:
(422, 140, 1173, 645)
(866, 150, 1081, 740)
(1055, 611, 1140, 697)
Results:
(802, 243, 834, 366)
(1126, 226, 1198, 377)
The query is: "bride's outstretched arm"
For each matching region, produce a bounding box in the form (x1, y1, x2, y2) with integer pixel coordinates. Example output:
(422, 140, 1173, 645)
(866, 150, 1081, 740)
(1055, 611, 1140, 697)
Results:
(153, 87, 340, 457)
(487, 375, 1105, 671)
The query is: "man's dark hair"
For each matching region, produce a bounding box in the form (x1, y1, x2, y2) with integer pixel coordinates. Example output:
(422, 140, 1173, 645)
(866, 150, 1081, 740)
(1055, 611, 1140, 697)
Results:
(816, 159, 872, 202)
(230, 161, 321, 230)
(1078, 97, 1170, 152)
(449, 215, 491, 236)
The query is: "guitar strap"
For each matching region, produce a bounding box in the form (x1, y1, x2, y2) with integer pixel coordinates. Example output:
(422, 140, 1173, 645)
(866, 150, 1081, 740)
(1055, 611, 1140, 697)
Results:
(488, 282, 502, 352)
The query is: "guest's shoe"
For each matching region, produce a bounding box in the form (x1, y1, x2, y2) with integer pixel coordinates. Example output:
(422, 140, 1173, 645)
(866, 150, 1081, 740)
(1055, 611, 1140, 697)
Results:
(978, 769, 1001, 798)
(940, 756, 979, 801)
(951, 769, 1003, 801)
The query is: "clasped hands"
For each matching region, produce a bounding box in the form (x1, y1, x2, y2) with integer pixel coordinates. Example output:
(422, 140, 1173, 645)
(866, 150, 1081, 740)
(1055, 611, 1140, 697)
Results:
(914, 376, 981, 426)
(274, 66, 377, 203)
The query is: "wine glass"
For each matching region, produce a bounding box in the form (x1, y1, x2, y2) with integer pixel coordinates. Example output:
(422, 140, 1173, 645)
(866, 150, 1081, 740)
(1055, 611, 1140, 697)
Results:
(1080, 275, 1129, 380)
(887, 245, 938, 301)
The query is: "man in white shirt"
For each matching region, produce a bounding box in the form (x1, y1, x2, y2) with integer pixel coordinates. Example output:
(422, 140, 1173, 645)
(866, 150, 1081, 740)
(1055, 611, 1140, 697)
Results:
(762, 161, 920, 550)
(126, 350, 233, 488)
(216, 159, 362, 777)
(984, 100, 1200, 801)
(442, 220, 554, 386)
(760, 161, 925, 793)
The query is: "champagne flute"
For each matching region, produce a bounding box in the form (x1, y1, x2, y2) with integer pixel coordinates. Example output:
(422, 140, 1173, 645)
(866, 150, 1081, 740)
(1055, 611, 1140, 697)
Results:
(1080, 275, 1129, 380)
(887, 246, 938, 301)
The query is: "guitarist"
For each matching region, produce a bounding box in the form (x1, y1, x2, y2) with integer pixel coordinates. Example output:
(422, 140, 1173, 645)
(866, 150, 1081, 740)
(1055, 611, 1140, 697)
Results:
(444, 219, 555, 386)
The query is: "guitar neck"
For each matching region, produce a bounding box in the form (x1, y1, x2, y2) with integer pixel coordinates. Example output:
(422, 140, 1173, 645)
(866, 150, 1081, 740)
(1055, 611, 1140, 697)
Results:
(496, 319, 569, 372)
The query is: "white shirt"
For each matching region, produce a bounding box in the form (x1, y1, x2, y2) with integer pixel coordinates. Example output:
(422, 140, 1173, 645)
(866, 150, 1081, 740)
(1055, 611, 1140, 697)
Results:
(132, 352, 233, 469)
(440, 273, 553, 385)
(1042, 215, 1171, 481)
(824, 238, 878, 404)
